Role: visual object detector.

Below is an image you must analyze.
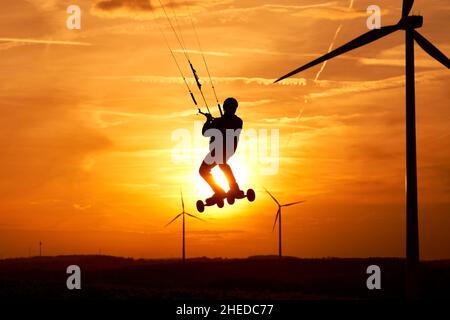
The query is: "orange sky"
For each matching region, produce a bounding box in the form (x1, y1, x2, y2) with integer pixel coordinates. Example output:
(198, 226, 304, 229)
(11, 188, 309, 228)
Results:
(0, 0, 449, 260)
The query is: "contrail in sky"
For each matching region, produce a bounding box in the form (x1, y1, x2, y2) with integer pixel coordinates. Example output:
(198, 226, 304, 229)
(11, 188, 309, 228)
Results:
(285, 107, 304, 148)
(0, 38, 92, 46)
(314, 0, 355, 81)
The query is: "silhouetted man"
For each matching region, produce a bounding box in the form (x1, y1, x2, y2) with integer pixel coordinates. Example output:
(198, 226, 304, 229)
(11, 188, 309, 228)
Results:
(199, 97, 244, 201)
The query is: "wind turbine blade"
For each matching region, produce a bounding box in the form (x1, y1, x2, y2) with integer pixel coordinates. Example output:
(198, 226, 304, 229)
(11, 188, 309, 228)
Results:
(264, 187, 280, 206)
(180, 189, 185, 212)
(275, 25, 400, 83)
(401, 0, 414, 20)
(272, 208, 280, 232)
(414, 31, 450, 69)
(185, 212, 206, 222)
(165, 213, 182, 227)
(282, 200, 306, 207)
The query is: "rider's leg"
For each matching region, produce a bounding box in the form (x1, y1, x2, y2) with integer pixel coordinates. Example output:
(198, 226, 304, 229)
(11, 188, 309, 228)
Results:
(218, 163, 236, 186)
(219, 163, 243, 195)
(199, 160, 225, 195)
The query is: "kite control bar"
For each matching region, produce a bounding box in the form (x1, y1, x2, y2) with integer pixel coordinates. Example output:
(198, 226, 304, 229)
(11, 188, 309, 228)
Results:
(198, 109, 214, 120)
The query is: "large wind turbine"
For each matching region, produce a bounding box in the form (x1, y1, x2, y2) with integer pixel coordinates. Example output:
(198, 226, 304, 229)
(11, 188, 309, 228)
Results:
(265, 188, 305, 258)
(275, 0, 449, 298)
(166, 190, 204, 262)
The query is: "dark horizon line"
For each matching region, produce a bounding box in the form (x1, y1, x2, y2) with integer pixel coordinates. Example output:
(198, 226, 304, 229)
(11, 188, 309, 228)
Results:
(1, 253, 449, 262)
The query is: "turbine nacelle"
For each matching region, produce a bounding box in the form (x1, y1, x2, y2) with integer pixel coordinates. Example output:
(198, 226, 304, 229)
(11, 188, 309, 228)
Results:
(400, 15, 423, 30)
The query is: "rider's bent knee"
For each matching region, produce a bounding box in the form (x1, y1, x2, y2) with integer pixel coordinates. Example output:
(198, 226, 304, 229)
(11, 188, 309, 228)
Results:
(199, 163, 210, 176)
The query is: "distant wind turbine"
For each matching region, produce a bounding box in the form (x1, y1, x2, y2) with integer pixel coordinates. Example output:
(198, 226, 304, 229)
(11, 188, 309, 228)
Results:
(265, 188, 305, 258)
(39, 241, 42, 257)
(166, 190, 204, 262)
(274, 0, 449, 299)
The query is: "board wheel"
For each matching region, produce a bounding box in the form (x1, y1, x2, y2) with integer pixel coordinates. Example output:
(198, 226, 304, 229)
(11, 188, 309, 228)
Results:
(217, 199, 224, 208)
(227, 195, 235, 205)
(196, 200, 205, 213)
(247, 189, 255, 202)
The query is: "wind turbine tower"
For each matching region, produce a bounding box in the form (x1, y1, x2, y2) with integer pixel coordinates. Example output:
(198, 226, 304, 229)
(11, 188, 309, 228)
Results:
(265, 188, 305, 258)
(166, 190, 205, 262)
(275, 0, 449, 298)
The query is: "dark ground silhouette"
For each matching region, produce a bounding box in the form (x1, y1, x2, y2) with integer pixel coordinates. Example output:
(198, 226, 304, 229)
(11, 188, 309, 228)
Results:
(0, 256, 448, 300)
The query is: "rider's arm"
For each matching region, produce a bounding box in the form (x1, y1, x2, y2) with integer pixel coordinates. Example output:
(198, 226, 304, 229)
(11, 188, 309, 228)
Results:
(202, 116, 216, 136)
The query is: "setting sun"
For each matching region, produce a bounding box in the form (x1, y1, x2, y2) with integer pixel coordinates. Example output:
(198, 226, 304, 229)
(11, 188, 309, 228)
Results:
(192, 157, 251, 196)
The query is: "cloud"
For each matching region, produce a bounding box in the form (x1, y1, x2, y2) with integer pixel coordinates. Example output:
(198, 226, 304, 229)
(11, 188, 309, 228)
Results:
(262, 116, 304, 125)
(290, 6, 381, 21)
(83, 107, 196, 126)
(307, 70, 449, 99)
(25, 0, 59, 10)
(0, 42, 24, 51)
(356, 44, 450, 68)
(73, 203, 93, 211)
(93, 75, 307, 86)
(95, 0, 154, 12)
(214, 2, 383, 21)
(172, 49, 231, 57)
(81, 99, 273, 127)
(91, 0, 230, 19)
(239, 99, 274, 108)
(215, 2, 336, 15)
(261, 2, 339, 13)
(358, 58, 445, 68)
(0, 84, 114, 203)
(0, 38, 92, 46)
(262, 112, 389, 128)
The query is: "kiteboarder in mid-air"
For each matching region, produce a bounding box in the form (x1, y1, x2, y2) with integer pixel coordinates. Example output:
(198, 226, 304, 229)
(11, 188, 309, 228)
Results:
(199, 97, 244, 201)
(154, 0, 255, 212)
